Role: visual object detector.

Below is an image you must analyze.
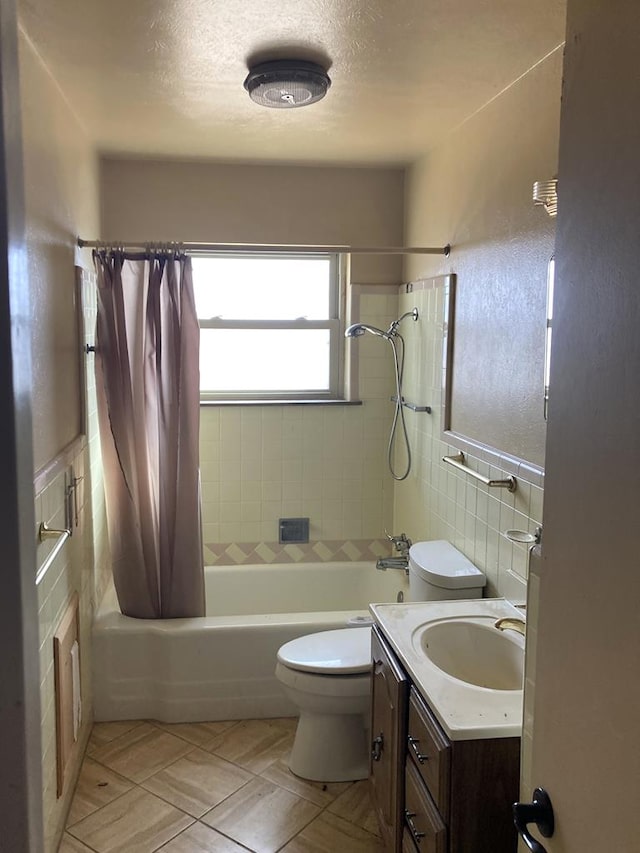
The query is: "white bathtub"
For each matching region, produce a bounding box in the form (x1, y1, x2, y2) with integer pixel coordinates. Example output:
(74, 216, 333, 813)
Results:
(92, 561, 408, 722)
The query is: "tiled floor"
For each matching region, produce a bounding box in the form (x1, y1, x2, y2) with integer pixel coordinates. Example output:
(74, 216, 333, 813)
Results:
(60, 718, 385, 853)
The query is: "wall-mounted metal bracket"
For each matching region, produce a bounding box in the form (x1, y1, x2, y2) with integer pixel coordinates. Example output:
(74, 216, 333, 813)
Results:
(391, 396, 431, 413)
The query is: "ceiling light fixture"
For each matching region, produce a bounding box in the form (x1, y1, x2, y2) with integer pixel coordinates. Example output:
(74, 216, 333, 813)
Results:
(243, 59, 331, 109)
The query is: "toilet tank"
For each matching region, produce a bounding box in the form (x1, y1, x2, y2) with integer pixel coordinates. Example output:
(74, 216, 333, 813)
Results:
(408, 540, 486, 601)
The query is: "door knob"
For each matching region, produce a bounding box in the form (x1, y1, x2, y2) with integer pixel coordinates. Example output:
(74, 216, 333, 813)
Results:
(513, 787, 555, 853)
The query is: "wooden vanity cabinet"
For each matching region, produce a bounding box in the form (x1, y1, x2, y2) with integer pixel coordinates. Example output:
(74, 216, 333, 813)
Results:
(370, 625, 520, 853)
(405, 687, 520, 852)
(370, 626, 408, 852)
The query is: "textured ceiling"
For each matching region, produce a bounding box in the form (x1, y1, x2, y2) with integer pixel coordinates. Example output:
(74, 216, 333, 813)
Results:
(19, 0, 566, 165)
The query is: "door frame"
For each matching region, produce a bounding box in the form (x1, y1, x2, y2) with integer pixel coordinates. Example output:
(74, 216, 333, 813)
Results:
(0, 0, 43, 848)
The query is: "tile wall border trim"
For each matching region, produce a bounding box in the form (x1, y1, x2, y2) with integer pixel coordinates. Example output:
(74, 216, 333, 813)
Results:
(203, 538, 393, 566)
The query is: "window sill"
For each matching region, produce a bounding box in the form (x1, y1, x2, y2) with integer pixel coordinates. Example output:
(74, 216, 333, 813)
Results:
(199, 398, 363, 407)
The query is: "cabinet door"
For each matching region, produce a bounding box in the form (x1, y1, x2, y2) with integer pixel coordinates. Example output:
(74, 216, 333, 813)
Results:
(370, 626, 409, 853)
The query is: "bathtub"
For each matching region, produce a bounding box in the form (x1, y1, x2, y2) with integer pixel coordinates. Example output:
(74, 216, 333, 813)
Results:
(92, 561, 408, 722)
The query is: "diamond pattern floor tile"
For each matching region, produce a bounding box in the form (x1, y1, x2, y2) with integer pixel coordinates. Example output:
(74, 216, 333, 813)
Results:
(66, 758, 134, 826)
(65, 718, 383, 853)
(68, 787, 193, 853)
(148, 720, 240, 750)
(87, 720, 144, 753)
(142, 748, 253, 818)
(327, 779, 381, 837)
(206, 718, 294, 774)
(260, 758, 352, 807)
(201, 776, 321, 853)
(279, 811, 386, 852)
(58, 834, 95, 853)
(89, 722, 194, 783)
(155, 821, 251, 852)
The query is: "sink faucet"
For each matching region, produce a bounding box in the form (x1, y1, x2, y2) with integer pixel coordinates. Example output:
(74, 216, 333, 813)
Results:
(494, 617, 526, 637)
(376, 532, 412, 574)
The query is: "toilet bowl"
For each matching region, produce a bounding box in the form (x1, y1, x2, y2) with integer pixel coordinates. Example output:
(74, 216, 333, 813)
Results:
(276, 540, 486, 782)
(275, 627, 372, 782)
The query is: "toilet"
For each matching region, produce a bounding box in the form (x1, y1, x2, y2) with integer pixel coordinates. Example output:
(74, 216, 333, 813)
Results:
(408, 539, 487, 601)
(275, 540, 486, 782)
(276, 627, 372, 782)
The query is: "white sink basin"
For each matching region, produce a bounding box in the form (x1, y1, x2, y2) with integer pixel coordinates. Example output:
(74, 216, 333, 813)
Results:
(371, 599, 525, 738)
(414, 617, 524, 690)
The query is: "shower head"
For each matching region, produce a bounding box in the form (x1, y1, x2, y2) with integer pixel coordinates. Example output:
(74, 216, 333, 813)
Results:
(345, 309, 419, 341)
(345, 323, 391, 340)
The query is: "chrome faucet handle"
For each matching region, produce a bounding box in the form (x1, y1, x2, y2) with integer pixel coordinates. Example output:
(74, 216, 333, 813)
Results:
(384, 530, 412, 554)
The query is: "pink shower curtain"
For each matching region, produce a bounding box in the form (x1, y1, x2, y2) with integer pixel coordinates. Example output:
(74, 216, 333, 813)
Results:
(94, 249, 205, 618)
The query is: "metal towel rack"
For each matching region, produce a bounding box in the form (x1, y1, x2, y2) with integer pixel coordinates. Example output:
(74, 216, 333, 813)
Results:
(442, 452, 517, 492)
(36, 522, 71, 585)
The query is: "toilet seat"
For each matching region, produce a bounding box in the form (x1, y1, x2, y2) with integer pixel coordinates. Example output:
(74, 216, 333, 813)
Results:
(277, 627, 372, 675)
(275, 661, 370, 698)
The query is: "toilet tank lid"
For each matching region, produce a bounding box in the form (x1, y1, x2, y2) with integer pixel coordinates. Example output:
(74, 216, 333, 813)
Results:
(409, 540, 487, 589)
(277, 627, 372, 674)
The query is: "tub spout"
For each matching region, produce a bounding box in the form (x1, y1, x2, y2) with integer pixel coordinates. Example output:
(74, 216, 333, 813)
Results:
(376, 556, 409, 575)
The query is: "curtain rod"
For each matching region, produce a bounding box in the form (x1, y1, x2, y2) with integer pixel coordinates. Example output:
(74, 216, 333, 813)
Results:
(77, 238, 451, 256)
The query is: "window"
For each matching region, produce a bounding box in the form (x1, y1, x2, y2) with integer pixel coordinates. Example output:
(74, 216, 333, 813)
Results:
(192, 253, 343, 401)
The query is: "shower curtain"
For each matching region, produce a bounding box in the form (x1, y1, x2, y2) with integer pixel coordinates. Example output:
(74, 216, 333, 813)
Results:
(94, 248, 205, 618)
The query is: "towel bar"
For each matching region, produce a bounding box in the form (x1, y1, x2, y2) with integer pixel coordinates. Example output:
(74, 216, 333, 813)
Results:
(442, 452, 517, 492)
(36, 523, 71, 585)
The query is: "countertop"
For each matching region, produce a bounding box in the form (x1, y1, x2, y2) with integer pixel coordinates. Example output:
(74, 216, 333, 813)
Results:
(369, 598, 525, 741)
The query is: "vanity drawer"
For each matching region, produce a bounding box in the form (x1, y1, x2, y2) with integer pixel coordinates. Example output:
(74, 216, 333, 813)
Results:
(404, 760, 447, 853)
(407, 688, 451, 818)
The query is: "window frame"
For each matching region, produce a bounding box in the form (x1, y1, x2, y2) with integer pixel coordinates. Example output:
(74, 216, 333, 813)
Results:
(195, 251, 345, 403)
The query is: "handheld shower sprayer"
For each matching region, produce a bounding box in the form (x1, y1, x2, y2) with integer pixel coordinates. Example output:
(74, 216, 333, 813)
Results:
(345, 322, 392, 340)
(345, 308, 419, 480)
(344, 307, 418, 341)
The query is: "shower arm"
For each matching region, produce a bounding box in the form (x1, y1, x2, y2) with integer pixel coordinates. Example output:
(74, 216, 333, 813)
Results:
(388, 308, 419, 336)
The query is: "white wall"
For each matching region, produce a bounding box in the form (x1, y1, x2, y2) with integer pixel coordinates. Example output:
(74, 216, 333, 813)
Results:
(21, 28, 98, 473)
(100, 158, 405, 285)
(19, 25, 109, 853)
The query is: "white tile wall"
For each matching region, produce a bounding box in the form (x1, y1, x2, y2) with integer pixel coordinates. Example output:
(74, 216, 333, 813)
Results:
(200, 287, 400, 563)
